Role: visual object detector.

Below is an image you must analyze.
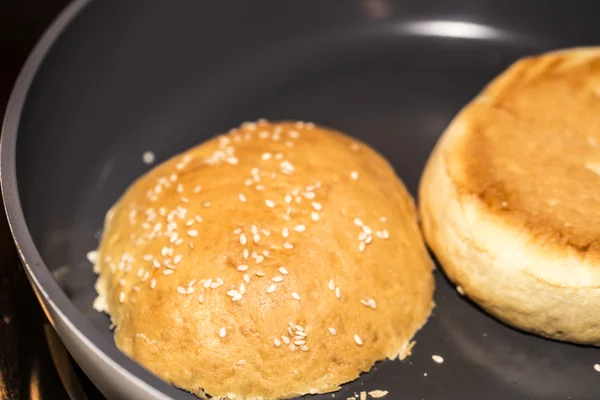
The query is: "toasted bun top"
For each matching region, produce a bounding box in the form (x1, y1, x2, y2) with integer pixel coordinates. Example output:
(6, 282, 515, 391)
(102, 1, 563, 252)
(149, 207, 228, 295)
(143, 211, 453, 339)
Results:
(92, 120, 434, 399)
(437, 48, 600, 286)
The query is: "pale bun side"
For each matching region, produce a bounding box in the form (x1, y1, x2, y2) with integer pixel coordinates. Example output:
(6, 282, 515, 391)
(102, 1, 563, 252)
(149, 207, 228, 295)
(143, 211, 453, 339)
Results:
(92, 120, 435, 399)
(419, 47, 600, 345)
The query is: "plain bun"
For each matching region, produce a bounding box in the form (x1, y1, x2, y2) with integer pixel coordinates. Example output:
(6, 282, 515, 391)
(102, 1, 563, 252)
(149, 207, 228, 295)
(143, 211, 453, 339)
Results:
(92, 120, 434, 399)
(419, 48, 600, 345)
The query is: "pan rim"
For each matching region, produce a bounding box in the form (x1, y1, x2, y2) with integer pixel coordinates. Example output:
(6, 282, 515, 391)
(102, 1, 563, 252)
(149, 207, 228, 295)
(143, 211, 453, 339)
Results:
(0, 0, 189, 398)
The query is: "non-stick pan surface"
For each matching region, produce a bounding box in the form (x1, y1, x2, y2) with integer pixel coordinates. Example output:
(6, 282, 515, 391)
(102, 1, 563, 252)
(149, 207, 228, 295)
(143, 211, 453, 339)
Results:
(3, 1, 600, 399)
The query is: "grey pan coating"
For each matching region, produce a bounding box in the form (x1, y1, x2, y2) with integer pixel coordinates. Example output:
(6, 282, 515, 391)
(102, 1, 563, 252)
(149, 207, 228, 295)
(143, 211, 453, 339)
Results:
(2, 0, 600, 399)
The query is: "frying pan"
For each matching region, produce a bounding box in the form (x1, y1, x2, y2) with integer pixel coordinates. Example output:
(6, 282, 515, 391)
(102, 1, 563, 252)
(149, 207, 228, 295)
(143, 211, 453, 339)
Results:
(3, 0, 600, 399)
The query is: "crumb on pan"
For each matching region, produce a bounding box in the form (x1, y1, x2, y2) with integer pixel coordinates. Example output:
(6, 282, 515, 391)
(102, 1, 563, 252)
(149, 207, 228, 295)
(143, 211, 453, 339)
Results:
(431, 354, 444, 364)
(142, 151, 155, 164)
(368, 390, 389, 398)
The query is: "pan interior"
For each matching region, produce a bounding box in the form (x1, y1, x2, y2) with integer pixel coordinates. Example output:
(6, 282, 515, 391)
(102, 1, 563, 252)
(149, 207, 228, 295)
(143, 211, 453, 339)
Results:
(13, 1, 600, 399)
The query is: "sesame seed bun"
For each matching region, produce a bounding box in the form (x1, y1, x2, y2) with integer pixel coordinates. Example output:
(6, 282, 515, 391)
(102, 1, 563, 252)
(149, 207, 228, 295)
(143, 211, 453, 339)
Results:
(419, 48, 600, 345)
(91, 120, 435, 399)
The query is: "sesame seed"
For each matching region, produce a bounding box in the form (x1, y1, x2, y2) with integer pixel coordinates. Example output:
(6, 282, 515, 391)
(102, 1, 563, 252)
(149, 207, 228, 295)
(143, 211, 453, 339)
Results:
(162, 269, 174, 276)
(187, 286, 195, 294)
(300, 345, 309, 352)
(311, 212, 319, 221)
(239, 193, 247, 202)
(380, 216, 387, 222)
(335, 287, 341, 299)
(239, 283, 246, 294)
(187, 229, 199, 237)
(282, 228, 289, 238)
(86, 251, 98, 264)
(295, 224, 306, 232)
(281, 335, 291, 344)
(198, 293, 204, 303)
(237, 264, 248, 272)
(261, 152, 272, 160)
(119, 292, 125, 303)
(359, 242, 366, 252)
(294, 324, 304, 331)
(432, 355, 444, 364)
(203, 201, 211, 208)
(180, 197, 189, 203)
(256, 255, 264, 264)
(328, 280, 335, 290)
(266, 284, 277, 293)
(227, 290, 239, 297)
(358, 232, 367, 241)
(255, 271, 265, 277)
(227, 157, 238, 165)
(275, 153, 283, 160)
(279, 266, 288, 275)
(368, 298, 377, 309)
(272, 276, 283, 282)
(243, 274, 250, 284)
(237, 360, 246, 366)
(232, 294, 243, 301)
(289, 344, 297, 352)
(193, 186, 202, 193)
(185, 219, 194, 227)
(328, 327, 337, 335)
(177, 286, 186, 295)
(292, 292, 301, 300)
(354, 334, 363, 345)
(244, 178, 253, 186)
(234, 228, 242, 235)
(174, 254, 182, 264)
(150, 278, 156, 289)
(283, 242, 294, 249)
(265, 199, 276, 208)
(280, 160, 295, 174)
(219, 328, 226, 338)
(294, 340, 306, 345)
(256, 185, 265, 191)
(354, 218, 364, 226)
(204, 279, 212, 288)
(312, 202, 322, 211)
(295, 331, 307, 337)
(363, 225, 373, 235)
(262, 229, 271, 236)
(350, 171, 359, 180)
(284, 194, 292, 204)
(274, 338, 282, 347)
(243, 248, 249, 258)
(240, 233, 247, 245)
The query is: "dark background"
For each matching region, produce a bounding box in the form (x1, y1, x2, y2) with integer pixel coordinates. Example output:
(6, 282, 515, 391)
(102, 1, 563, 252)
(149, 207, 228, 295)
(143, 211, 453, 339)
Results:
(0, 2, 98, 399)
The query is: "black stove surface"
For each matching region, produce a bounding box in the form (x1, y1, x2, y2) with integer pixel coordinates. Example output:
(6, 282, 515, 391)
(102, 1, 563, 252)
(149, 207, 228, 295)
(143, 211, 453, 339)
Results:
(0, 2, 105, 399)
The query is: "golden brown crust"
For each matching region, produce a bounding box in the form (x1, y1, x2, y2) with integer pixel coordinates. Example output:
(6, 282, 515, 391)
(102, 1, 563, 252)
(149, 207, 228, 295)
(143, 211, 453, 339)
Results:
(93, 121, 434, 399)
(419, 48, 600, 345)
(447, 47, 600, 268)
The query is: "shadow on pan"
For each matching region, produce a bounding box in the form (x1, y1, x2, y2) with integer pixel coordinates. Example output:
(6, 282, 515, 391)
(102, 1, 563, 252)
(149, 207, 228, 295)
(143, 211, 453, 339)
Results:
(3, 0, 600, 399)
